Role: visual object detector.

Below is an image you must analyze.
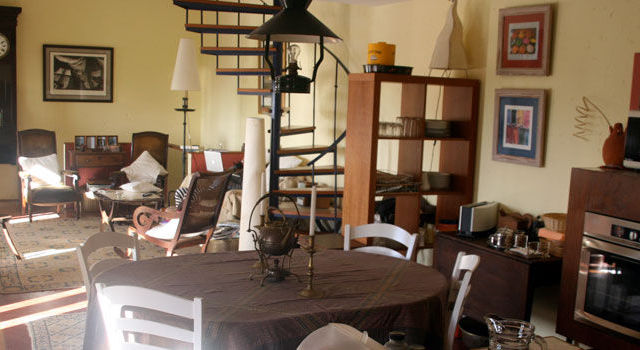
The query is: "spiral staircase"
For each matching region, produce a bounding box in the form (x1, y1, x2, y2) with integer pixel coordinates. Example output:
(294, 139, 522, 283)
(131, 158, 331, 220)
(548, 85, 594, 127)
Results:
(173, 0, 348, 231)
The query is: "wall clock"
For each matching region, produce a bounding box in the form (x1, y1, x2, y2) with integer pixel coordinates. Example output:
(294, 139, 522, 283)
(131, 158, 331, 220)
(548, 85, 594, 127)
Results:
(0, 33, 9, 59)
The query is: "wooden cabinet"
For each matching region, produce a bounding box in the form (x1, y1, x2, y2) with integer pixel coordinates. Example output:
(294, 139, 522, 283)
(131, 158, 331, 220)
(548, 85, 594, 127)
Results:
(434, 232, 562, 321)
(64, 143, 130, 188)
(556, 168, 640, 349)
(343, 73, 479, 235)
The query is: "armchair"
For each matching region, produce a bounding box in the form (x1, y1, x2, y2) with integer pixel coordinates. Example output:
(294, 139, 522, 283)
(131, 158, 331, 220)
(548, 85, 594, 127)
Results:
(128, 170, 233, 256)
(110, 131, 169, 203)
(17, 129, 82, 221)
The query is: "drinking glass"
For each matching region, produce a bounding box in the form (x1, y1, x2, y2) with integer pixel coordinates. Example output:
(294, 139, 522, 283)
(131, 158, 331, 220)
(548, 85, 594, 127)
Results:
(527, 242, 539, 256)
(514, 233, 528, 249)
(537, 241, 550, 258)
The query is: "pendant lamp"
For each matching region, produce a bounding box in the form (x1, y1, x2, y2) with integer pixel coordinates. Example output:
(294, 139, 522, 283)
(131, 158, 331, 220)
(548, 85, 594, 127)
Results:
(248, 0, 341, 94)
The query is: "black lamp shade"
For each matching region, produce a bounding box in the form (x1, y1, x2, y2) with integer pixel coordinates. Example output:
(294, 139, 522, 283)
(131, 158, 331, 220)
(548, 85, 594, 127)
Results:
(248, 0, 341, 43)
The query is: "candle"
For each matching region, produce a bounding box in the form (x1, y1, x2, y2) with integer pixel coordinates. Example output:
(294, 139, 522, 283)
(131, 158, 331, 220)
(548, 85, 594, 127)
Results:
(309, 185, 317, 236)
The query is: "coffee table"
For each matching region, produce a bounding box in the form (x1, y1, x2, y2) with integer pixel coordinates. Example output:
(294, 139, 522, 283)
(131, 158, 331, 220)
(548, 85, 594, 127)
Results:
(92, 190, 163, 232)
(1, 215, 21, 259)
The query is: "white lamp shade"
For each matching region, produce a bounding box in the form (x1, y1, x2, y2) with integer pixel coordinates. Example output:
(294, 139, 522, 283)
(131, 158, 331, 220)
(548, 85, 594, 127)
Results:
(429, 0, 468, 70)
(171, 38, 201, 91)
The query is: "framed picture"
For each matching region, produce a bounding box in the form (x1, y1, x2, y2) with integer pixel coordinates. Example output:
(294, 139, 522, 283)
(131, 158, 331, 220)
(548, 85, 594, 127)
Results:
(493, 89, 547, 167)
(497, 4, 552, 76)
(97, 136, 107, 149)
(107, 135, 118, 146)
(74, 136, 85, 150)
(86, 136, 97, 150)
(629, 53, 640, 111)
(43, 45, 113, 102)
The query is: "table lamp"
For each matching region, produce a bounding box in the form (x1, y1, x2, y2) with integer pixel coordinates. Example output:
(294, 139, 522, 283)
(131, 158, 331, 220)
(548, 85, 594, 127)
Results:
(171, 38, 200, 178)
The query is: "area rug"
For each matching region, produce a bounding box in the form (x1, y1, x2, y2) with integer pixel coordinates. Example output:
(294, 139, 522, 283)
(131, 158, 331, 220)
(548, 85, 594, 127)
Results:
(0, 215, 200, 294)
(28, 311, 85, 350)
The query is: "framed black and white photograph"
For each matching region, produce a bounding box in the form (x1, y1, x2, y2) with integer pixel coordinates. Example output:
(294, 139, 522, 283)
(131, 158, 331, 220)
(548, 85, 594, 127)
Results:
(74, 136, 85, 150)
(97, 136, 107, 150)
(86, 136, 97, 149)
(107, 135, 118, 146)
(43, 45, 113, 102)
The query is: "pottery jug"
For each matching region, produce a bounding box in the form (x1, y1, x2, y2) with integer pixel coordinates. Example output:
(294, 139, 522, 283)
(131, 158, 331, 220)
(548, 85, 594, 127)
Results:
(484, 316, 547, 350)
(602, 122, 625, 168)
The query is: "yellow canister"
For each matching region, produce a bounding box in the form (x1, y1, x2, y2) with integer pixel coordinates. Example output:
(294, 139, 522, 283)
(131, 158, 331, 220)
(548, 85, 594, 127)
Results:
(367, 42, 396, 66)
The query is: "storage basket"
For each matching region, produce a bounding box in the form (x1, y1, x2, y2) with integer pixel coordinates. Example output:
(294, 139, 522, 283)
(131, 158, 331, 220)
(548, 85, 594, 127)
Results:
(542, 213, 567, 232)
(540, 237, 564, 257)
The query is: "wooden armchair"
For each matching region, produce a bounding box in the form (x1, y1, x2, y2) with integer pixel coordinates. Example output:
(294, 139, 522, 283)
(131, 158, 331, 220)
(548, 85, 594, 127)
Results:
(128, 171, 233, 256)
(110, 131, 169, 203)
(17, 129, 82, 221)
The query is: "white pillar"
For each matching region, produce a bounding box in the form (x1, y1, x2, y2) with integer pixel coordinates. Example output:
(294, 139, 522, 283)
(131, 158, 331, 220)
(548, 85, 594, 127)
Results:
(239, 117, 266, 251)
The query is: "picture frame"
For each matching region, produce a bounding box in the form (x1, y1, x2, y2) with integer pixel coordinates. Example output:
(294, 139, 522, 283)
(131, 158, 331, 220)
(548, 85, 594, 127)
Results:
(86, 136, 97, 150)
(43, 45, 113, 102)
(497, 4, 552, 76)
(74, 136, 85, 150)
(96, 136, 107, 149)
(107, 135, 118, 146)
(493, 89, 547, 167)
(629, 53, 640, 111)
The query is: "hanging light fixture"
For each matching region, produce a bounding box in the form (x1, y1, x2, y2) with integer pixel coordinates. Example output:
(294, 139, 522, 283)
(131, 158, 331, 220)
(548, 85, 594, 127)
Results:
(247, 0, 341, 94)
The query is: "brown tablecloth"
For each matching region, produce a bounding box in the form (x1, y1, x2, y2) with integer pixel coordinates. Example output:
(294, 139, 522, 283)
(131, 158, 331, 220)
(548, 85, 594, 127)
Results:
(83, 249, 447, 349)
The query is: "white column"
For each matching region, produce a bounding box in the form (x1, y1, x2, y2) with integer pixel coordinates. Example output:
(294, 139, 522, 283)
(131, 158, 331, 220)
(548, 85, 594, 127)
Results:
(239, 117, 266, 251)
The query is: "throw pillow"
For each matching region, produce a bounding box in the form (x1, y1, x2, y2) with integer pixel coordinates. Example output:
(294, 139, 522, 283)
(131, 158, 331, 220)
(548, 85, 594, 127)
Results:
(18, 154, 62, 186)
(121, 151, 168, 184)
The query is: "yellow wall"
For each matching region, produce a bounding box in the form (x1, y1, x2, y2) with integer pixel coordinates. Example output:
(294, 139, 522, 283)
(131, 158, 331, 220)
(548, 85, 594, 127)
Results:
(0, 0, 205, 199)
(3, 0, 638, 217)
(346, 0, 637, 215)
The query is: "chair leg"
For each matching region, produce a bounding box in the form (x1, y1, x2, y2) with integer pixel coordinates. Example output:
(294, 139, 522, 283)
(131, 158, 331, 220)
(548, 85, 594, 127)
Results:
(201, 228, 215, 253)
(75, 202, 80, 220)
(28, 204, 32, 222)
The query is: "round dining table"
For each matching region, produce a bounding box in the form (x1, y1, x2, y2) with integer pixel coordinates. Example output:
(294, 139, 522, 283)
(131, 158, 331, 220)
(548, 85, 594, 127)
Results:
(83, 249, 448, 349)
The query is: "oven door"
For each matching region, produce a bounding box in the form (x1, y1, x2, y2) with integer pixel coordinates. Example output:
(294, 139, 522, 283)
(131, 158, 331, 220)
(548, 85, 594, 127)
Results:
(575, 235, 640, 339)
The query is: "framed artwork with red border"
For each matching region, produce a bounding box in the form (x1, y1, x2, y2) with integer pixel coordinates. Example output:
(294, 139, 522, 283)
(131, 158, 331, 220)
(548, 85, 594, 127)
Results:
(629, 53, 640, 110)
(497, 4, 552, 76)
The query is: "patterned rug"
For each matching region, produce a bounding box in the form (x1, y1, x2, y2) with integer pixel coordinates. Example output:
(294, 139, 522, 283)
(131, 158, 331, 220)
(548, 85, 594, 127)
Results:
(28, 311, 85, 350)
(0, 215, 199, 294)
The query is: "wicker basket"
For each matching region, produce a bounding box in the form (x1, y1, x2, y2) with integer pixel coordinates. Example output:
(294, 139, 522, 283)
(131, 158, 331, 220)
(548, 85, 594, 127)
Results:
(540, 237, 564, 257)
(542, 213, 567, 232)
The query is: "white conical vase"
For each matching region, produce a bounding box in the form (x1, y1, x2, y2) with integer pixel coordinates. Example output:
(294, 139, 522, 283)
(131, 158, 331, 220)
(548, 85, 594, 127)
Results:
(429, 0, 468, 70)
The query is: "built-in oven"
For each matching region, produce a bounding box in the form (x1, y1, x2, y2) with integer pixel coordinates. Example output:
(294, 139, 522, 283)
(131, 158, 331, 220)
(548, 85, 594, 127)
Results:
(575, 212, 640, 339)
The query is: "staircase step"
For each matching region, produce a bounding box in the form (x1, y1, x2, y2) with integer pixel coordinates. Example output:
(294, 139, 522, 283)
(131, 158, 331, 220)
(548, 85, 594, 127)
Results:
(201, 46, 277, 56)
(273, 187, 344, 197)
(174, 0, 281, 14)
(216, 68, 271, 76)
(275, 165, 344, 176)
(280, 125, 315, 136)
(237, 88, 271, 96)
(272, 202, 342, 220)
(186, 23, 257, 35)
(278, 145, 332, 156)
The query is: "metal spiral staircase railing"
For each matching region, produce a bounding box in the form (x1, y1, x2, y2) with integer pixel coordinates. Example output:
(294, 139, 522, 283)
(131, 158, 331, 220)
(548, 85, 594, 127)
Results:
(173, 0, 348, 231)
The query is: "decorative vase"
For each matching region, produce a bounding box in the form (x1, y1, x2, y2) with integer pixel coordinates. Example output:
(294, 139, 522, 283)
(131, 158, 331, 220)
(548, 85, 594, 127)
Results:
(602, 122, 625, 168)
(429, 0, 468, 70)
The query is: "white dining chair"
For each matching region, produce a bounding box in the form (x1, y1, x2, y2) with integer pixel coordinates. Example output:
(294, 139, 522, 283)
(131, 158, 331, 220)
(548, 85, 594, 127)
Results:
(76, 232, 139, 300)
(95, 283, 203, 350)
(343, 223, 418, 260)
(444, 251, 480, 350)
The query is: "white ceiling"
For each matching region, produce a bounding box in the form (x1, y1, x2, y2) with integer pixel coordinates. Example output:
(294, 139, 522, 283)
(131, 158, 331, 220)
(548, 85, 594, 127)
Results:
(314, 0, 411, 6)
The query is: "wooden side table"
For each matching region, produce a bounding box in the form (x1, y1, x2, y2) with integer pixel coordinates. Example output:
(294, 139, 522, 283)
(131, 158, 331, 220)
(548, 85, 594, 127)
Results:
(1, 215, 21, 259)
(434, 231, 562, 321)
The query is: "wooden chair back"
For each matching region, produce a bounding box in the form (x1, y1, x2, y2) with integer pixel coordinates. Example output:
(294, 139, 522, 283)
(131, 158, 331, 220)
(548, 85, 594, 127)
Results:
(343, 223, 417, 260)
(444, 251, 480, 350)
(95, 283, 203, 350)
(17, 129, 56, 158)
(131, 131, 168, 168)
(76, 232, 139, 300)
(177, 171, 233, 235)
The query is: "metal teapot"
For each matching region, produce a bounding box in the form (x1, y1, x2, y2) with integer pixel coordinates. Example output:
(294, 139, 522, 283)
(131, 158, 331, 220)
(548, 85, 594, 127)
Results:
(484, 315, 547, 350)
(248, 193, 300, 256)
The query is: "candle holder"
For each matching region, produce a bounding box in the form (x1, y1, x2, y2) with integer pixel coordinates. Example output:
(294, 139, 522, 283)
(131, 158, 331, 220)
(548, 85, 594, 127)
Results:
(298, 235, 324, 298)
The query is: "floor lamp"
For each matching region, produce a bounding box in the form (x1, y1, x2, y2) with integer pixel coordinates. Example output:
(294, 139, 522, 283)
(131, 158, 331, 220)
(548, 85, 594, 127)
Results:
(171, 38, 200, 178)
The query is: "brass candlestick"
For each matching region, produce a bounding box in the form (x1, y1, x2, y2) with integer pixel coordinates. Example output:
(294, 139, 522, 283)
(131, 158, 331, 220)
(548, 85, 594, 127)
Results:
(298, 235, 324, 298)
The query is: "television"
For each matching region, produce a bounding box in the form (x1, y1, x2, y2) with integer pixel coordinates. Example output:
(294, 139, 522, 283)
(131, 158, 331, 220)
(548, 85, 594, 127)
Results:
(623, 111, 640, 170)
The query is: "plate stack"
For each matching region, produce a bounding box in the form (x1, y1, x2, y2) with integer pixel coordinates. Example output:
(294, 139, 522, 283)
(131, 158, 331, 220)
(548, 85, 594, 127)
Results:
(425, 119, 451, 137)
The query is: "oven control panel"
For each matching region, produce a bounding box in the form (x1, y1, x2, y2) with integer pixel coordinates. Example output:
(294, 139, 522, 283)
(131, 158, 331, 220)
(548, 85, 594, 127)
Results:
(584, 212, 640, 249)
